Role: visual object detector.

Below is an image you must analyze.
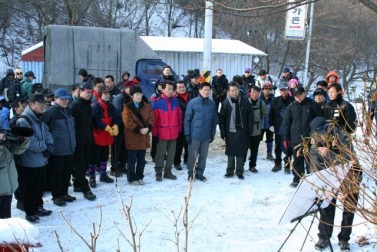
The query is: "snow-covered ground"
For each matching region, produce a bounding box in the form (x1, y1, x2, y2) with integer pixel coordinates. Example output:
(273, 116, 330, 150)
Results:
(4, 127, 377, 252)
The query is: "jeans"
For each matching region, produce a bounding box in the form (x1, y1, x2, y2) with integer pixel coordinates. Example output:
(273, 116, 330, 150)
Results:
(127, 150, 146, 182)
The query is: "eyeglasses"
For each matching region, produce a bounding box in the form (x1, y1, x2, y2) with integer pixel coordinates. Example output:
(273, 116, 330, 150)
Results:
(245, 72, 250, 73)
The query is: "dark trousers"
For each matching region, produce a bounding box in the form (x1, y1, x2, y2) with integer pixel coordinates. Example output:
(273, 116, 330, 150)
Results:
(248, 135, 261, 168)
(174, 132, 188, 165)
(127, 150, 146, 182)
(90, 144, 109, 165)
(0, 195, 12, 218)
(14, 155, 23, 202)
(318, 194, 359, 242)
(49, 155, 73, 199)
(111, 132, 128, 171)
(227, 156, 245, 175)
(274, 134, 292, 166)
(260, 129, 274, 143)
(292, 146, 305, 182)
(213, 95, 226, 114)
(73, 144, 91, 194)
(22, 166, 46, 216)
(150, 136, 158, 159)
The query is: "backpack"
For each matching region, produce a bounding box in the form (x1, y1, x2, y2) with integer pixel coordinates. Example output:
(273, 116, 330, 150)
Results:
(7, 79, 21, 102)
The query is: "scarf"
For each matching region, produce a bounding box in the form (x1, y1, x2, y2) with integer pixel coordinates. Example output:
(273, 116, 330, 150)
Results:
(227, 95, 243, 133)
(177, 92, 189, 103)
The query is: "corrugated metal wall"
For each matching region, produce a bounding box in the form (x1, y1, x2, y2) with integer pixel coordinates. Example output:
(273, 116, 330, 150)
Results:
(156, 51, 253, 80)
(22, 61, 44, 84)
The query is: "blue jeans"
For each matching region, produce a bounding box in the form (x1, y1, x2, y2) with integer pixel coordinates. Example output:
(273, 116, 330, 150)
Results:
(127, 150, 146, 182)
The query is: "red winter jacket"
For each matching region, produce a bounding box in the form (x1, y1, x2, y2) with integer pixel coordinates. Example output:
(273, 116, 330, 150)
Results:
(152, 94, 182, 140)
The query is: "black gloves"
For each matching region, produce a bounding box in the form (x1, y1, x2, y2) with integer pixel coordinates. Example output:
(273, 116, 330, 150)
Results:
(185, 135, 192, 144)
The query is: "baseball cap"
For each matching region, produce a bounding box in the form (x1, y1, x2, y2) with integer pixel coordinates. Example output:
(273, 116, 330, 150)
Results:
(80, 82, 94, 92)
(41, 88, 54, 97)
(190, 72, 199, 79)
(292, 86, 306, 96)
(124, 80, 137, 88)
(25, 71, 36, 79)
(310, 117, 328, 135)
(283, 67, 290, 73)
(278, 82, 289, 90)
(29, 93, 46, 103)
(313, 88, 327, 97)
(244, 67, 251, 73)
(31, 83, 43, 93)
(54, 88, 70, 99)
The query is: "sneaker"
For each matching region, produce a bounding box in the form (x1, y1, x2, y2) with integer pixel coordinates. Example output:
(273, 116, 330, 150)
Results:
(37, 207, 52, 216)
(271, 164, 282, 172)
(237, 174, 245, 180)
(16, 201, 24, 211)
(174, 164, 183, 170)
(100, 174, 114, 183)
(224, 173, 234, 178)
(84, 190, 96, 201)
(315, 239, 329, 250)
(196, 174, 206, 182)
(110, 170, 123, 177)
(338, 241, 350, 252)
(63, 195, 77, 202)
(290, 181, 299, 188)
(156, 173, 162, 181)
(26, 214, 40, 223)
(267, 153, 275, 161)
(163, 172, 177, 180)
(249, 167, 258, 173)
(73, 187, 81, 192)
(53, 197, 67, 206)
(130, 181, 139, 186)
(89, 176, 96, 188)
(138, 180, 145, 185)
(284, 168, 291, 174)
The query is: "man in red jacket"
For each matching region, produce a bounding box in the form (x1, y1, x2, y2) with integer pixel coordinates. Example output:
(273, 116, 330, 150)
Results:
(152, 80, 182, 181)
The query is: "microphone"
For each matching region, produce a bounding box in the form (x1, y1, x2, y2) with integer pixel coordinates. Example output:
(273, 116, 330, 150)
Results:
(10, 126, 34, 137)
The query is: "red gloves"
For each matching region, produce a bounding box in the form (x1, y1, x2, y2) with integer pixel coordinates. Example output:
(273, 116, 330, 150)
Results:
(283, 140, 291, 149)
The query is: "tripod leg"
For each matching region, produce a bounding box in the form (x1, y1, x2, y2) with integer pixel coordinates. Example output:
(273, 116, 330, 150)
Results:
(300, 213, 316, 251)
(277, 220, 302, 252)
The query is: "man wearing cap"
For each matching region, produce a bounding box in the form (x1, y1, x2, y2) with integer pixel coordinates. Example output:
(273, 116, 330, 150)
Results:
(42, 88, 76, 207)
(309, 81, 330, 102)
(16, 93, 54, 223)
(309, 117, 360, 252)
(211, 69, 228, 113)
(105, 75, 121, 102)
(282, 86, 322, 188)
(260, 82, 275, 161)
(280, 67, 299, 83)
(0, 69, 15, 101)
(312, 88, 327, 111)
(68, 82, 96, 201)
(242, 67, 255, 92)
(31, 83, 43, 94)
(20, 71, 36, 100)
(187, 72, 200, 100)
(78, 69, 95, 84)
(269, 82, 295, 173)
(41, 88, 54, 112)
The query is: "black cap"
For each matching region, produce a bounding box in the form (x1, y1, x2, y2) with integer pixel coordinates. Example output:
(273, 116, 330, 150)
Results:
(313, 88, 327, 97)
(29, 93, 46, 103)
(41, 88, 54, 97)
(190, 72, 199, 79)
(79, 82, 94, 91)
(31, 83, 43, 93)
(310, 117, 328, 135)
(232, 75, 243, 84)
(292, 86, 305, 96)
(25, 71, 36, 79)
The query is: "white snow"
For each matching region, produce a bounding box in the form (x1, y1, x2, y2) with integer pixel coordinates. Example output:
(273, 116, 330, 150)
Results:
(0, 217, 39, 245)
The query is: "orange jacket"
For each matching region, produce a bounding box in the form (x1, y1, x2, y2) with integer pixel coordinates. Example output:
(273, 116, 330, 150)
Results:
(326, 71, 340, 84)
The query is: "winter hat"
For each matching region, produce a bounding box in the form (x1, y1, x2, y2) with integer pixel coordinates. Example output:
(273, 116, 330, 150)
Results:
(310, 117, 328, 135)
(262, 82, 273, 89)
(124, 80, 137, 88)
(54, 88, 70, 99)
(283, 67, 290, 73)
(244, 67, 251, 73)
(291, 86, 306, 96)
(78, 69, 88, 78)
(122, 71, 130, 79)
(278, 82, 289, 90)
(41, 88, 54, 97)
(31, 83, 43, 93)
(232, 75, 243, 84)
(313, 88, 327, 97)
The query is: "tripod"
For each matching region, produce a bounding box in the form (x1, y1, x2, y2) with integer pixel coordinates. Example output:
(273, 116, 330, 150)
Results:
(278, 197, 333, 252)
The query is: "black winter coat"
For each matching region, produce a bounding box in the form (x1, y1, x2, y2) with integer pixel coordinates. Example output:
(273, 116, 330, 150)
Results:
(218, 96, 254, 156)
(211, 75, 228, 98)
(269, 95, 294, 132)
(283, 97, 323, 146)
(68, 96, 93, 145)
(323, 96, 357, 133)
(242, 75, 256, 91)
(83, 74, 95, 84)
(187, 82, 200, 100)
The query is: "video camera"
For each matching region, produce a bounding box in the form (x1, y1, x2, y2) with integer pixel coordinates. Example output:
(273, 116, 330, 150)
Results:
(0, 126, 34, 146)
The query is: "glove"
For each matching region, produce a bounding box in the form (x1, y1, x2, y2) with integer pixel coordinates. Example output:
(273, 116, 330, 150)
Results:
(105, 125, 112, 133)
(210, 135, 214, 143)
(269, 126, 274, 133)
(154, 136, 159, 144)
(111, 125, 119, 136)
(283, 140, 291, 149)
(185, 135, 192, 144)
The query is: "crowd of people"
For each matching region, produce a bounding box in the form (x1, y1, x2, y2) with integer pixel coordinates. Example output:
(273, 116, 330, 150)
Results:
(0, 66, 364, 251)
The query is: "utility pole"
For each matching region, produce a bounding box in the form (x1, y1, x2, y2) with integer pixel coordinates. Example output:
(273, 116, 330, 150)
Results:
(203, 0, 213, 80)
(303, 1, 315, 87)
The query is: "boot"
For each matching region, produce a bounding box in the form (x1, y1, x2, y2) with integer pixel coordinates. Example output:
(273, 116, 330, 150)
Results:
(163, 172, 177, 180)
(100, 174, 114, 183)
(271, 164, 282, 172)
(89, 175, 97, 188)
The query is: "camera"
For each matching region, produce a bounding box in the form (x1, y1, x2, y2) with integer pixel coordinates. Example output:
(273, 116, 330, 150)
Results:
(0, 126, 34, 146)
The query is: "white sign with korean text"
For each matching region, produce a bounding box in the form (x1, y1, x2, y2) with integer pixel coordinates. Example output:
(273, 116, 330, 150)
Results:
(284, 0, 307, 40)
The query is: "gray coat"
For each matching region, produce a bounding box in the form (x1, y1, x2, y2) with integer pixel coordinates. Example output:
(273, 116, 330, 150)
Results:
(41, 103, 76, 156)
(248, 98, 268, 136)
(0, 139, 30, 196)
(16, 106, 53, 167)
